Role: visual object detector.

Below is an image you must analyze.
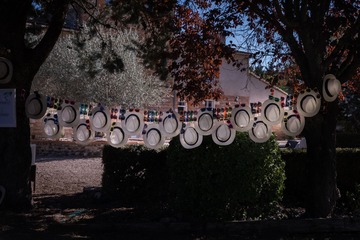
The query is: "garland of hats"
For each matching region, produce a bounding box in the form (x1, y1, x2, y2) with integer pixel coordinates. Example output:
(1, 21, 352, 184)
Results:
(24, 74, 342, 149)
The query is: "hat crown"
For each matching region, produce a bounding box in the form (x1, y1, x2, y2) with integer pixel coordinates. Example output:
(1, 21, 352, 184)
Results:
(125, 115, 140, 132)
(27, 99, 42, 115)
(62, 106, 75, 122)
(93, 112, 106, 128)
(110, 128, 124, 144)
(217, 124, 230, 140)
(184, 127, 197, 144)
(265, 104, 280, 122)
(327, 78, 341, 95)
(287, 116, 301, 133)
(147, 129, 161, 146)
(77, 125, 90, 141)
(44, 121, 58, 136)
(164, 117, 177, 133)
(254, 123, 267, 139)
(198, 114, 212, 131)
(236, 111, 249, 127)
(301, 96, 316, 113)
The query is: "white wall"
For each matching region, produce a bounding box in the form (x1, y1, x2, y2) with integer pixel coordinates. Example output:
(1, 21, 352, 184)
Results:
(219, 53, 287, 104)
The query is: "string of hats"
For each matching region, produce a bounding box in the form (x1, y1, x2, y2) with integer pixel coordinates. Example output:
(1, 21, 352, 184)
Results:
(22, 73, 342, 149)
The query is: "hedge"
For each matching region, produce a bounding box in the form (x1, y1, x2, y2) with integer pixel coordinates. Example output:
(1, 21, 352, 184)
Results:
(166, 133, 285, 221)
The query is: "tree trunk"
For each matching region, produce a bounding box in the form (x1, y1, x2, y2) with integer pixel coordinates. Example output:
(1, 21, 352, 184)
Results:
(0, 84, 33, 210)
(303, 100, 340, 218)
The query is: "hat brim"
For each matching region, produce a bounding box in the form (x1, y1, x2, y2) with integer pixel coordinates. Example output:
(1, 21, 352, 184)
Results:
(143, 124, 165, 149)
(248, 118, 272, 143)
(25, 93, 47, 119)
(159, 111, 181, 137)
(281, 109, 305, 137)
(212, 122, 236, 146)
(323, 74, 341, 102)
(0, 57, 13, 84)
(121, 111, 144, 136)
(42, 114, 63, 139)
(58, 103, 80, 128)
(90, 106, 111, 132)
(180, 125, 203, 149)
(73, 120, 95, 145)
(106, 122, 128, 148)
(261, 99, 284, 126)
(296, 89, 321, 117)
(195, 110, 215, 136)
(230, 105, 254, 132)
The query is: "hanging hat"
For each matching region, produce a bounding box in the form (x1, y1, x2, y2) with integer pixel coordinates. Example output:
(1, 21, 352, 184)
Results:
(323, 74, 341, 102)
(248, 117, 272, 143)
(73, 119, 95, 145)
(89, 106, 111, 132)
(25, 92, 47, 119)
(261, 99, 284, 126)
(121, 109, 144, 136)
(194, 109, 215, 136)
(143, 124, 165, 149)
(106, 122, 128, 148)
(42, 113, 63, 139)
(0, 57, 13, 84)
(212, 122, 236, 146)
(296, 88, 321, 117)
(58, 102, 80, 128)
(159, 111, 181, 137)
(179, 124, 203, 149)
(281, 109, 305, 137)
(230, 105, 254, 132)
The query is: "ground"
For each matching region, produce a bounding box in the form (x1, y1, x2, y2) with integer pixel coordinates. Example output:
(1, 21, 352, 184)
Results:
(1, 157, 360, 239)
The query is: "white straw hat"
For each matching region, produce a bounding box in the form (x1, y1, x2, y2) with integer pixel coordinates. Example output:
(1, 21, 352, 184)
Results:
(42, 113, 63, 139)
(248, 117, 272, 143)
(180, 124, 203, 149)
(296, 88, 321, 117)
(230, 105, 254, 132)
(89, 106, 111, 132)
(58, 102, 80, 128)
(25, 92, 47, 119)
(212, 122, 236, 146)
(194, 109, 215, 136)
(106, 122, 128, 148)
(281, 109, 305, 137)
(73, 119, 95, 145)
(121, 109, 144, 136)
(159, 111, 181, 137)
(261, 99, 284, 126)
(143, 124, 165, 149)
(0, 57, 13, 84)
(323, 74, 341, 102)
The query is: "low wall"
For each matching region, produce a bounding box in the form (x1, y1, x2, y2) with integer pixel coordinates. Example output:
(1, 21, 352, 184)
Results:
(31, 140, 106, 159)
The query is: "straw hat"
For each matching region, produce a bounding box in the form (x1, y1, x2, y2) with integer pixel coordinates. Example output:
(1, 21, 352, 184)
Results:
(121, 110, 144, 136)
(159, 111, 181, 137)
(248, 117, 272, 143)
(89, 106, 111, 132)
(261, 99, 284, 126)
(323, 74, 341, 102)
(25, 92, 47, 119)
(212, 122, 236, 146)
(194, 109, 215, 136)
(281, 109, 305, 137)
(296, 89, 321, 117)
(58, 102, 80, 128)
(73, 119, 95, 145)
(106, 122, 128, 148)
(230, 105, 254, 132)
(42, 113, 63, 139)
(179, 124, 203, 149)
(143, 124, 165, 149)
(0, 57, 13, 84)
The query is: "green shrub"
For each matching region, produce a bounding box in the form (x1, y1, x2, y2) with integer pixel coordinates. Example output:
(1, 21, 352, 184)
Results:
(166, 132, 285, 221)
(102, 144, 168, 207)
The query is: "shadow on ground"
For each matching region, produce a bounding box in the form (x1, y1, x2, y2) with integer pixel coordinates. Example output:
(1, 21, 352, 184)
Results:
(1, 192, 360, 240)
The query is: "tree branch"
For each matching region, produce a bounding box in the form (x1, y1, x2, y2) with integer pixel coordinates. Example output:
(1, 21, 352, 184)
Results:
(28, 0, 69, 74)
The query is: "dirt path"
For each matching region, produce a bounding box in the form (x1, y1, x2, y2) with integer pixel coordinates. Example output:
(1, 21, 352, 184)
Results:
(34, 157, 103, 196)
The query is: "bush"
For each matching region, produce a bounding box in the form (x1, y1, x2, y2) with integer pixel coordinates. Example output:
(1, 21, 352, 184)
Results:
(102, 144, 168, 207)
(282, 148, 360, 206)
(166, 132, 285, 221)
